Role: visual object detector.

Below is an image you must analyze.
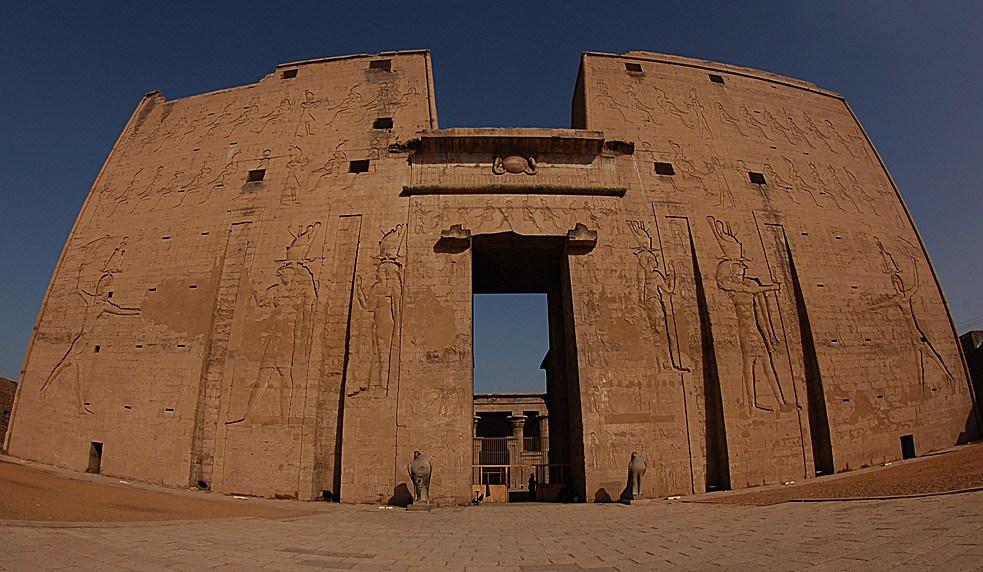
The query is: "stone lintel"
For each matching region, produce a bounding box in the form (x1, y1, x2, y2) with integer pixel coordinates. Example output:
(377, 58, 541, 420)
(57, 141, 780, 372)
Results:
(415, 128, 609, 156)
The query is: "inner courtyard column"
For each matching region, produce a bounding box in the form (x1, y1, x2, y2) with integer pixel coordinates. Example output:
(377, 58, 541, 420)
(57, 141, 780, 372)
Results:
(508, 414, 526, 488)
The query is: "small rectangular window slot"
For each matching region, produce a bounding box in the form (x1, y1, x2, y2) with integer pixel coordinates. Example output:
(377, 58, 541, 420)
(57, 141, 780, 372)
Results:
(349, 160, 370, 173)
(165, 408, 174, 412)
(148, 287, 157, 292)
(373, 117, 394, 129)
(107, 291, 113, 298)
(803, 152, 809, 155)
(94, 345, 101, 353)
(201, 232, 209, 235)
(831, 339, 838, 343)
(162, 236, 170, 240)
(189, 285, 197, 289)
(654, 162, 675, 175)
(192, 147, 200, 152)
(865, 338, 872, 342)
(769, 146, 777, 149)
(801, 232, 808, 236)
(625, 62, 643, 73)
(282, 69, 298, 79)
(124, 405, 132, 410)
(835, 236, 842, 240)
(369, 59, 391, 71)
(84, 402, 90, 406)
(842, 398, 850, 402)
(177, 344, 186, 348)
(247, 169, 266, 182)
(877, 395, 883, 399)
(708, 74, 724, 84)
(748, 171, 766, 185)
(817, 284, 825, 287)
(851, 285, 859, 289)
(135, 344, 143, 348)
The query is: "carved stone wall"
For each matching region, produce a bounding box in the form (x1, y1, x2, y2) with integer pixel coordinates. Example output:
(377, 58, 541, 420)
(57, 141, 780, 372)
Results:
(0, 377, 15, 439)
(5, 50, 977, 504)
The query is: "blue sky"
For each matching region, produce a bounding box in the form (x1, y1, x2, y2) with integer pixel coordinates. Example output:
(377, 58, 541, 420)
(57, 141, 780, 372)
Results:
(1, 2, 981, 391)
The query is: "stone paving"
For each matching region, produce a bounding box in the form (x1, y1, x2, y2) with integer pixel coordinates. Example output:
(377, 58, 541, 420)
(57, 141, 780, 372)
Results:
(3, 491, 983, 570)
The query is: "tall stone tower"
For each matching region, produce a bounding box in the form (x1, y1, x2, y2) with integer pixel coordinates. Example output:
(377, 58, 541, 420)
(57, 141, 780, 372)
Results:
(5, 50, 978, 504)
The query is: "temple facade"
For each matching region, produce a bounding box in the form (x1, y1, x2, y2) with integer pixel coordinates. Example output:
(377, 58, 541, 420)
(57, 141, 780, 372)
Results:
(5, 50, 978, 505)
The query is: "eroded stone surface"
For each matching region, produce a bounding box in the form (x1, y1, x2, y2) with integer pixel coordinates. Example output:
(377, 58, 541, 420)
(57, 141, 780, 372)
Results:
(4, 50, 978, 505)
(0, 378, 15, 438)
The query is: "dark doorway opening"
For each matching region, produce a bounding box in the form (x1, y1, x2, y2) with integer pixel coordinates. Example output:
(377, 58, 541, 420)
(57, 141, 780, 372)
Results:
(471, 232, 585, 502)
(901, 434, 916, 459)
(87, 441, 103, 474)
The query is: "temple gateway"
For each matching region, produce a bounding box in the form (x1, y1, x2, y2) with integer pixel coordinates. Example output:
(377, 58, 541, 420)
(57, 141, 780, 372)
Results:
(5, 50, 978, 505)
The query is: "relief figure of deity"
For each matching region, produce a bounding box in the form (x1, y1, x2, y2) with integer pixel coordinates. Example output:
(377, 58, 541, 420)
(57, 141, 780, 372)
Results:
(349, 225, 405, 396)
(708, 217, 796, 414)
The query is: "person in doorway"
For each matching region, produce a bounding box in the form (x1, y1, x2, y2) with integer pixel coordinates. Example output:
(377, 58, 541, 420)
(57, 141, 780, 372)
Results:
(528, 473, 537, 502)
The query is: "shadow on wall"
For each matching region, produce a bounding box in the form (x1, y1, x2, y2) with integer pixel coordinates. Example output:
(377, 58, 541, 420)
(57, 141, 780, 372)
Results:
(958, 407, 981, 445)
(960, 332, 983, 444)
(388, 483, 412, 507)
(593, 488, 612, 503)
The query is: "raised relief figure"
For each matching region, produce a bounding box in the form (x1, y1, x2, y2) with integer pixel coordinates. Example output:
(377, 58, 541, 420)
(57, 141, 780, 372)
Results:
(708, 217, 796, 414)
(253, 98, 292, 135)
(627, 220, 685, 371)
(870, 237, 953, 391)
(350, 225, 406, 396)
(296, 90, 322, 136)
(281, 145, 310, 205)
(40, 238, 139, 414)
(714, 102, 747, 137)
(227, 225, 319, 425)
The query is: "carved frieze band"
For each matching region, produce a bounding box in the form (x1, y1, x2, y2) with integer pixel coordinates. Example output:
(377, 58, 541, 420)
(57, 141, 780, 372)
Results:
(401, 185, 627, 197)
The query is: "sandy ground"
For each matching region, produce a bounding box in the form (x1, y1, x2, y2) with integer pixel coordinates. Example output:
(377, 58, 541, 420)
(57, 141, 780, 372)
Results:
(696, 440, 983, 505)
(0, 458, 319, 522)
(1, 441, 981, 522)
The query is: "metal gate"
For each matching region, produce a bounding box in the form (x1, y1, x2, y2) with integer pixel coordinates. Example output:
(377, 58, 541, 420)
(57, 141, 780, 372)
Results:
(472, 436, 569, 492)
